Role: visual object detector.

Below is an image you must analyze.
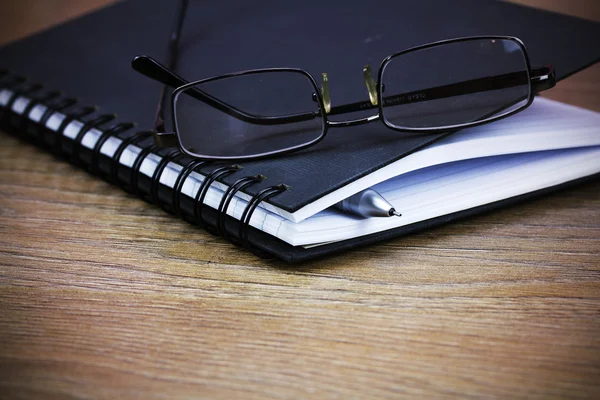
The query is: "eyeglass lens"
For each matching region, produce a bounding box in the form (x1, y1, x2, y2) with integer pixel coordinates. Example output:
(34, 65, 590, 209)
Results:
(173, 70, 324, 159)
(380, 38, 531, 130)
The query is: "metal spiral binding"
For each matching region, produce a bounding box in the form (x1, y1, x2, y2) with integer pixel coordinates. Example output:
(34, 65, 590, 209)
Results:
(216, 174, 265, 241)
(130, 142, 158, 196)
(36, 97, 79, 145)
(0, 86, 23, 124)
(0, 75, 20, 124)
(0, 73, 26, 97)
(0, 82, 43, 124)
(0, 71, 290, 258)
(0, 72, 141, 179)
(238, 184, 289, 255)
(172, 159, 206, 218)
(19, 90, 61, 134)
(90, 122, 136, 176)
(71, 113, 117, 163)
(53, 105, 98, 155)
(109, 131, 154, 185)
(9, 85, 45, 130)
(193, 165, 240, 230)
(150, 148, 182, 210)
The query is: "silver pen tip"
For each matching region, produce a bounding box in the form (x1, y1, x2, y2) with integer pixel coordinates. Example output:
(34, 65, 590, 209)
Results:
(390, 209, 402, 217)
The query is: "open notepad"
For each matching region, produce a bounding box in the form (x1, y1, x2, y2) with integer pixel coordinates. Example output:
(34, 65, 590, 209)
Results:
(182, 97, 599, 247)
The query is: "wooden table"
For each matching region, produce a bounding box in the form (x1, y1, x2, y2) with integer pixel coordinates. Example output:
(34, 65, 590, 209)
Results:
(1, 1, 599, 398)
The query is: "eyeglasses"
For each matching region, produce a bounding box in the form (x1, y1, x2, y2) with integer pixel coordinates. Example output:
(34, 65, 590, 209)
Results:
(132, 0, 556, 161)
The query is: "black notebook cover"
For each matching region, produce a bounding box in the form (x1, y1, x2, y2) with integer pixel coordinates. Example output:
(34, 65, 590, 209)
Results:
(1, 0, 599, 262)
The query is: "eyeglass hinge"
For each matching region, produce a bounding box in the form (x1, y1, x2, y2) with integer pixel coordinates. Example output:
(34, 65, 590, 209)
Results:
(153, 131, 178, 148)
(531, 65, 556, 93)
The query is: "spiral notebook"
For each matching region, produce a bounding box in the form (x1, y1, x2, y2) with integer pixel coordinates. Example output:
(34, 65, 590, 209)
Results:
(1, 0, 599, 262)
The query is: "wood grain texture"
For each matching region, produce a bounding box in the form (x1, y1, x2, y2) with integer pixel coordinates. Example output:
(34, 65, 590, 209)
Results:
(0, 1, 599, 399)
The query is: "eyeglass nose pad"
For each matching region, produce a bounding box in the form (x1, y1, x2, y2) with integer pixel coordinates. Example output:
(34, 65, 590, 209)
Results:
(362, 64, 378, 106)
(320, 72, 331, 114)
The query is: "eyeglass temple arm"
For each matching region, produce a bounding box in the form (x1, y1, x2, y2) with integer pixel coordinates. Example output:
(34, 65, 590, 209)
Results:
(133, 55, 318, 127)
(327, 65, 556, 117)
(530, 65, 556, 92)
(153, 0, 188, 133)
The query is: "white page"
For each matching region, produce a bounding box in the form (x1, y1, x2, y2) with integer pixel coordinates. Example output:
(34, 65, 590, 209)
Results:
(285, 147, 600, 246)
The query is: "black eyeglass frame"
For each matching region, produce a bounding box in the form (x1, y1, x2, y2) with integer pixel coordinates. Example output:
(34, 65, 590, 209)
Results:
(133, 34, 555, 161)
(377, 36, 537, 132)
(170, 67, 328, 160)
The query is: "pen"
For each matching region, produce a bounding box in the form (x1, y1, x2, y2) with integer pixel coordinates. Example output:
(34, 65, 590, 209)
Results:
(335, 189, 402, 218)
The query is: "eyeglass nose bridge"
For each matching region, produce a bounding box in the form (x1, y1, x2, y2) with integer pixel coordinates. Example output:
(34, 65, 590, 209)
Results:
(312, 73, 332, 114)
(320, 72, 331, 114)
(312, 67, 383, 129)
(314, 66, 379, 109)
(362, 64, 379, 107)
